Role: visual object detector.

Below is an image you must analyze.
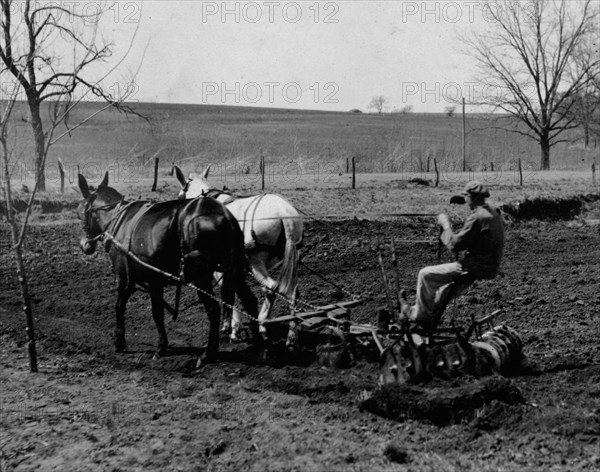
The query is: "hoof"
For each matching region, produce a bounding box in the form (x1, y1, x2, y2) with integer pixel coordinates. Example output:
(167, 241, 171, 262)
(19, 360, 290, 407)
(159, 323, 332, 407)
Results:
(115, 341, 127, 353)
(230, 328, 247, 343)
(152, 346, 167, 360)
(196, 352, 218, 368)
(255, 347, 268, 365)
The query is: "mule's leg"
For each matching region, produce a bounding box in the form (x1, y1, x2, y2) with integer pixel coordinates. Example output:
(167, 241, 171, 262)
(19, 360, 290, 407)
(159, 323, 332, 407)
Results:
(149, 285, 168, 358)
(233, 270, 260, 345)
(214, 272, 231, 334)
(227, 308, 242, 342)
(220, 270, 235, 341)
(115, 283, 131, 353)
(248, 252, 278, 330)
(197, 274, 221, 362)
(216, 270, 243, 342)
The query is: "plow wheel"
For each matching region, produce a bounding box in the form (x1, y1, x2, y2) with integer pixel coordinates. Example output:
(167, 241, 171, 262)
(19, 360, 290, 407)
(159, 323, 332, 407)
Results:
(378, 324, 525, 386)
(315, 325, 351, 369)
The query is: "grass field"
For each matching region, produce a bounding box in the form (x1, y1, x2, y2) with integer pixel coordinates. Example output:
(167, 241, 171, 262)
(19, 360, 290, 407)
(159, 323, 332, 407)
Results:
(3, 101, 598, 196)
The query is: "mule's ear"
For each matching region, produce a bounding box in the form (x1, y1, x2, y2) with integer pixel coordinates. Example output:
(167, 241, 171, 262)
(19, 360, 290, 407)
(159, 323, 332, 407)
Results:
(78, 173, 90, 198)
(98, 171, 109, 189)
(174, 165, 187, 188)
(202, 164, 211, 180)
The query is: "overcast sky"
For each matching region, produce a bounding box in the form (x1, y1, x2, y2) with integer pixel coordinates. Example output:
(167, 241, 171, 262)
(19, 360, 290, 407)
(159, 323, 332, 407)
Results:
(102, 1, 501, 112)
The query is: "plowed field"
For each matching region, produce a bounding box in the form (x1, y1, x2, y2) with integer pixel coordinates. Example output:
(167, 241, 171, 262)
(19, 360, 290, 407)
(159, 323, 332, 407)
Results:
(2, 209, 600, 471)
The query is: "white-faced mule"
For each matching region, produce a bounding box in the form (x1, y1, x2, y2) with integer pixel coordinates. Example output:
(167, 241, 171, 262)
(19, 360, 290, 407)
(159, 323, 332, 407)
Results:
(76, 172, 260, 362)
(175, 165, 303, 341)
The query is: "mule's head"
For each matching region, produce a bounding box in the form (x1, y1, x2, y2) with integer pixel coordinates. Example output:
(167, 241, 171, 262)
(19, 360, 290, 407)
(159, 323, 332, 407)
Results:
(76, 171, 123, 254)
(174, 165, 210, 199)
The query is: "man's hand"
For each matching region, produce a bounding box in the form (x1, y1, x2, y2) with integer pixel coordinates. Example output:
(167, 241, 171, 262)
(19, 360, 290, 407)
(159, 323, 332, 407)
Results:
(437, 213, 451, 230)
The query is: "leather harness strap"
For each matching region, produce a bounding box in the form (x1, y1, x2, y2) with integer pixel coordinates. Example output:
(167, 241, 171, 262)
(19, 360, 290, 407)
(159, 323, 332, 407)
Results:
(206, 189, 279, 253)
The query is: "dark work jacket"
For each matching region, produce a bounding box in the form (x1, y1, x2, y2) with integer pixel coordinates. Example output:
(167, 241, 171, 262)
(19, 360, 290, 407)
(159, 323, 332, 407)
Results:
(441, 204, 505, 279)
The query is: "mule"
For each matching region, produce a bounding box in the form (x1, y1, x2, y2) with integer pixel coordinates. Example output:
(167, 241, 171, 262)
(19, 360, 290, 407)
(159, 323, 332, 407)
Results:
(76, 171, 259, 361)
(174, 165, 303, 340)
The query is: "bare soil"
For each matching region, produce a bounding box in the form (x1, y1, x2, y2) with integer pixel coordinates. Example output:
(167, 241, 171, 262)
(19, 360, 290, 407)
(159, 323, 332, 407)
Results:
(2, 209, 600, 471)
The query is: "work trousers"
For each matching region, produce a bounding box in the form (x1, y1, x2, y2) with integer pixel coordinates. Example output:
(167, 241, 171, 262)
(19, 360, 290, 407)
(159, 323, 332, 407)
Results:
(409, 262, 475, 325)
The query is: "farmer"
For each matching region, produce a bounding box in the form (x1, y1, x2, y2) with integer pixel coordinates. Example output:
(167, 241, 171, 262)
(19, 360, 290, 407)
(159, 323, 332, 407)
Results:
(400, 180, 505, 329)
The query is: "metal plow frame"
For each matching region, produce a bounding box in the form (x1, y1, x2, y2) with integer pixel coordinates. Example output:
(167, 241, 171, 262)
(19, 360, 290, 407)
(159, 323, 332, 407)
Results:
(261, 302, 524, 386)
(378, 312, 524, 386)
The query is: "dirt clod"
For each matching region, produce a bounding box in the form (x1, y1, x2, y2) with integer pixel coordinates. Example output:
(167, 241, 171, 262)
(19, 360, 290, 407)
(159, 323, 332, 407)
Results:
(384, 442, 410, 463)
(362, 376, 525, 426)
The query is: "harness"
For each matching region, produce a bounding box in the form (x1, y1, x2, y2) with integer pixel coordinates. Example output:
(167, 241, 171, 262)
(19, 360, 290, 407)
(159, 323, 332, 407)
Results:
(84, 198, 200, 321)
(204, 189, 276, 253)
(204, 189, 239, 206)
(103, 201, 153, 251)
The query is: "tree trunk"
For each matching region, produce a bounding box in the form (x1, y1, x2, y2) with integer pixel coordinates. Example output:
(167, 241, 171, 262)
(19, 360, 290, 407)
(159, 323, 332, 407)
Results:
(27, 95, 46, 192)
(540, 134, 551, 170)
(11, 243, 39, 372)
(2, 140, 38, 372)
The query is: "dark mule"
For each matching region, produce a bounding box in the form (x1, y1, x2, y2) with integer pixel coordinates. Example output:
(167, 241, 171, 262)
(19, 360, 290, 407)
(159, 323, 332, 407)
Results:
(76, 172, 259, 361)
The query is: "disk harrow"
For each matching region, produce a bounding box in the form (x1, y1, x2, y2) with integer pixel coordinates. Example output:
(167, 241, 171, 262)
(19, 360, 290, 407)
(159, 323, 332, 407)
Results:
(378, 312, 524, 386)
(263, 301, 523, 385)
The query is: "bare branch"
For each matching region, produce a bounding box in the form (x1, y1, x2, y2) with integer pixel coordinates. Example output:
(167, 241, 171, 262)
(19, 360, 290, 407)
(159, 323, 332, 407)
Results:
(460, 0, 599, 168)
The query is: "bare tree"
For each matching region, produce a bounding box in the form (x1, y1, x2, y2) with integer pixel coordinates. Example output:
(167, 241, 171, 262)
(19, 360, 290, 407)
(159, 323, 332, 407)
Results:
(0, 2, 146, 372)
(559, 36, 600, 147)
(0, 84, 38, 372)
(0, 0, 146, 191)
(445, 105, 457, 117)
(368, 95, 388, 114)
(461, 0, 599, 169)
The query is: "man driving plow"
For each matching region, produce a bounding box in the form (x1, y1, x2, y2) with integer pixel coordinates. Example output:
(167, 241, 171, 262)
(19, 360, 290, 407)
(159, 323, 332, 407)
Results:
(400, 181, 505, 330)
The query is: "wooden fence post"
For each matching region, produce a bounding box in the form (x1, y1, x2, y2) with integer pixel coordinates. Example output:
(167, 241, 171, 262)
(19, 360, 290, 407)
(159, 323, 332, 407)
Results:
(151, 157, 159, 191)
(491, 162, 494, 172)
(518, 158, 523, 186)
(258, 156, 266, 190)
(434, 158, 439, 187)
(57, 158, 65, 194)
(462, 97, 466, 173)
(593, 163, 596, 185)
(351, 156, 356, 189)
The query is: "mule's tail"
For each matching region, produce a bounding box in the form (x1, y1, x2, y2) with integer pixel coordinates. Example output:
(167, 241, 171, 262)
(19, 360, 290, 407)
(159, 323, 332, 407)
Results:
(276, 217, 302, 303)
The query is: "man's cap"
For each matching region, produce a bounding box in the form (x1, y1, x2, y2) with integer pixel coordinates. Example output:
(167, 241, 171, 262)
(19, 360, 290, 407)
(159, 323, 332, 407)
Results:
(462, 180, 490, 198)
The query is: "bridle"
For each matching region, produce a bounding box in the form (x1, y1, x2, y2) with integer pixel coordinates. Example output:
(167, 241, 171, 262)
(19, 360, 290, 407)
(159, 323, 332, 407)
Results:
(81, 196, 123, 243)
